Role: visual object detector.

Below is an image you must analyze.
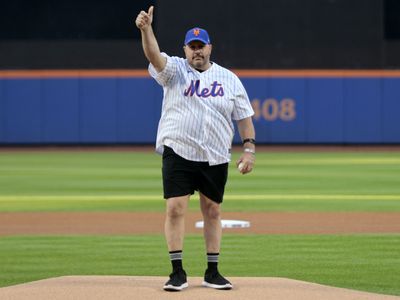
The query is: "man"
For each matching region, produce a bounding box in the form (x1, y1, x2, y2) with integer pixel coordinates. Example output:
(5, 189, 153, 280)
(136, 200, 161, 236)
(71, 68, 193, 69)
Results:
(135, 6, 256, 292)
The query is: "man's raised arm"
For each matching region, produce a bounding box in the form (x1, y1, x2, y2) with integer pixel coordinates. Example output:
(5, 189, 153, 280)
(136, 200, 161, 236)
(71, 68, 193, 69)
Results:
(135, 6, 166, 72)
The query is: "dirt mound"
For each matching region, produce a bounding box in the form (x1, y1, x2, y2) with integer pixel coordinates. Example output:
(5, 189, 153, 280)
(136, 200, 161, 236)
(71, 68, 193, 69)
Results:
(0, 276, 398, 300)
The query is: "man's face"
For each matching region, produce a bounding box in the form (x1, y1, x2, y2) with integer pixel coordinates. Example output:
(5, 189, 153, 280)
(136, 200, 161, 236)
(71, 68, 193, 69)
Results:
(184, 41, 212, 70)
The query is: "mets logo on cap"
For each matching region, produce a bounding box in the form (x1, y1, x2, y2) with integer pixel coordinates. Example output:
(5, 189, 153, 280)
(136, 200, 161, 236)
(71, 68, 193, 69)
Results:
(184, 27, 211, 45)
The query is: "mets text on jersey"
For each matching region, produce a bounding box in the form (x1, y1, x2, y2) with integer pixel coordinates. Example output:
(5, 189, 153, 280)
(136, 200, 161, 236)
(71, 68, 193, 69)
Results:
(183, 80, 224, 98)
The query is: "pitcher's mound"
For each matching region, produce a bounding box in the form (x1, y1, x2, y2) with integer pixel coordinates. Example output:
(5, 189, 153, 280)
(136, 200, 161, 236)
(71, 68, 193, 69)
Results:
(0, 276, 398, 300)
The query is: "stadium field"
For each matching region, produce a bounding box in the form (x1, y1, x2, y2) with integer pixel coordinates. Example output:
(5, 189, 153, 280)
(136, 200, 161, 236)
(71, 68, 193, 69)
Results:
(0, 149, 399, 296)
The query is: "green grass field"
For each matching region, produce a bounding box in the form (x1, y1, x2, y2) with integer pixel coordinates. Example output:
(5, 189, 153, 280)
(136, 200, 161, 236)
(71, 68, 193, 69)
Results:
(1, 150, 400, 295)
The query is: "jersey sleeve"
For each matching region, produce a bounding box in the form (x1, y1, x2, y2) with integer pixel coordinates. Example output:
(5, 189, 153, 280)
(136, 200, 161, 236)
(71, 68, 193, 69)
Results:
(148, 52, 177, 86)
(232, 76, 254, 121)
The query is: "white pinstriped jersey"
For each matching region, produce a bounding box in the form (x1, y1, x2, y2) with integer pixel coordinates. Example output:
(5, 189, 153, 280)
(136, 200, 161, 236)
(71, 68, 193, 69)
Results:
(149, 53, 254, 166)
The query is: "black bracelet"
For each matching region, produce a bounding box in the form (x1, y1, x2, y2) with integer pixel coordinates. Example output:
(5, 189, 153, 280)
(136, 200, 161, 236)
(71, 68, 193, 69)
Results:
(242, 138, 256, 145)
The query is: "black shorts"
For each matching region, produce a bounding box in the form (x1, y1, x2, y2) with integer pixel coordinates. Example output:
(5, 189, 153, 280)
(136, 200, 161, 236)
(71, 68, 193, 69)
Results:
(162, 146, 228, 203)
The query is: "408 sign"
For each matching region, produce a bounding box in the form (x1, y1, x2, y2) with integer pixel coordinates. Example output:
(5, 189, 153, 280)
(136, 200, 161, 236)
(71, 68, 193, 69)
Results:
(251, 98, 296, 122)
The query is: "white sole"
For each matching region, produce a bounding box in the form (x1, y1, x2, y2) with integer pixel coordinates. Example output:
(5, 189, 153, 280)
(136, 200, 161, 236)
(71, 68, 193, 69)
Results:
(163, 282, 188, 291)
(202, 281, 233, 290)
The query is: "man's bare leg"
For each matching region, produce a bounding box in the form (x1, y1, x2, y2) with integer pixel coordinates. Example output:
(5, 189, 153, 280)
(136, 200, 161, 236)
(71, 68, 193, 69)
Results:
(163, 195, 190, 291)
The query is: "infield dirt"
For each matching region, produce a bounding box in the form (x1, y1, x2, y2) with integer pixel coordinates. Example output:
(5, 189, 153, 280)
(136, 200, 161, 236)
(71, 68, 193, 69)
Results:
(1, 211, 400, 236)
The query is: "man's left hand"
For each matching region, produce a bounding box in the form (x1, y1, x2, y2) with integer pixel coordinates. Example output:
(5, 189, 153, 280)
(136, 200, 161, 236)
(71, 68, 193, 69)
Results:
(236, 152, 255, 174)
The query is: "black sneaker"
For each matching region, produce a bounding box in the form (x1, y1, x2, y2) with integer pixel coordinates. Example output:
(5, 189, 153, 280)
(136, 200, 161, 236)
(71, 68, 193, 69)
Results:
(202, 270, 233, 290)
(163, 269, 188, 291)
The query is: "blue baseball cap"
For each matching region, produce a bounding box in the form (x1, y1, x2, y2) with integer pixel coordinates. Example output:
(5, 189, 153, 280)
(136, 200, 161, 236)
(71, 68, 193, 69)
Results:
(184, 27, 211, 45)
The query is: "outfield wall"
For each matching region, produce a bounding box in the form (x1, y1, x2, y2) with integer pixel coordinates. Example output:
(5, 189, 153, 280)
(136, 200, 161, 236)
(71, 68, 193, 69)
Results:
(0, 70, 400, 144)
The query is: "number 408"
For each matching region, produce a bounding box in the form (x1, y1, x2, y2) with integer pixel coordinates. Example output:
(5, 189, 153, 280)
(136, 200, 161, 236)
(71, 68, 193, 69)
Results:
(251, 98, 296, 121)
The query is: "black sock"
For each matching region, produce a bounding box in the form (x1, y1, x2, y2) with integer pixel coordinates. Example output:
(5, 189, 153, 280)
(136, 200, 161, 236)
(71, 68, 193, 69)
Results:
(169, 250, 183, 271)
(207, 252, 219, 272)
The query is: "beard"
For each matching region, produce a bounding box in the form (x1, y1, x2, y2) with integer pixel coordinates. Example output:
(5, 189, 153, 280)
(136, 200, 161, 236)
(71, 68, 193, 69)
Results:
(191, 56, 206, 69)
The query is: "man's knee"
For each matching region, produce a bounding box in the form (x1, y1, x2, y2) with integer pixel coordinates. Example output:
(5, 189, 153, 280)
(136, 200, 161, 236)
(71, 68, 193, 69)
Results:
(166, 198, 186, 219)
(203, 201, 221, 220)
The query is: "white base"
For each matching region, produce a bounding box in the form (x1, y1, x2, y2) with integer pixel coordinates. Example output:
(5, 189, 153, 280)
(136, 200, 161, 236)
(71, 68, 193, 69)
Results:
(195, 219, 250, 229)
